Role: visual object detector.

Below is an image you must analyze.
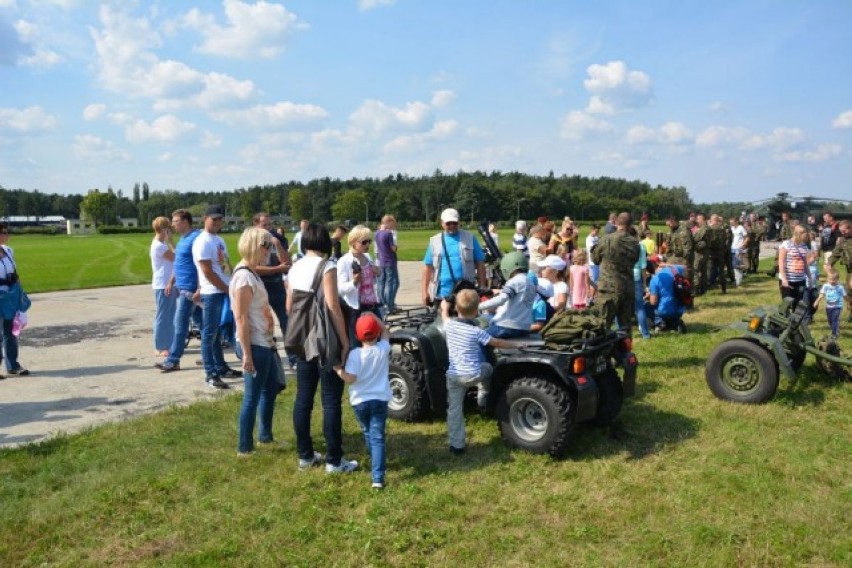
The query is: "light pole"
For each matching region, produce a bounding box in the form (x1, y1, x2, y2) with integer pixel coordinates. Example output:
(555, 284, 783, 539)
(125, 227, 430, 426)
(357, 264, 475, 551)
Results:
(365, 201, 369, 225)
(516, 198, 525, 221)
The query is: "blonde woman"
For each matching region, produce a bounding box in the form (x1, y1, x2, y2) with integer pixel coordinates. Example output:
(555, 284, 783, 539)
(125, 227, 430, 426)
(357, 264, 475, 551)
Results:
(150, 216, 176, 357)
(778, 224, 816, 313)
(338, 225, 381, 346)
(231, 227, 278, 455)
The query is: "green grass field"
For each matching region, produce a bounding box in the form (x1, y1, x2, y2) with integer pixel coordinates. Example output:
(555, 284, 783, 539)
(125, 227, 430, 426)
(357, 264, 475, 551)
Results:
(1, 263, 850, 565)
(12, 225, 666, 293)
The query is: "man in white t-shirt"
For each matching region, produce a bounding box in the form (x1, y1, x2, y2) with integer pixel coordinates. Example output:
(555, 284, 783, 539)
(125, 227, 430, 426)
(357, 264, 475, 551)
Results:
(192, 204, 238, 389)
(729, 217, 749, 287)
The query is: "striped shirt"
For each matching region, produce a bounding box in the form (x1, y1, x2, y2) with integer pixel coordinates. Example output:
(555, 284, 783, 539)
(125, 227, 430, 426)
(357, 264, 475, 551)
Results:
(445, 319, 493, 378)
(780, 240, 809, 283)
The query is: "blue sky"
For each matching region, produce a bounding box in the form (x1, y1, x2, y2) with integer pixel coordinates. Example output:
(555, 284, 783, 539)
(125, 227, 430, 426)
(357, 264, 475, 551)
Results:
(1, 0, 850, 203)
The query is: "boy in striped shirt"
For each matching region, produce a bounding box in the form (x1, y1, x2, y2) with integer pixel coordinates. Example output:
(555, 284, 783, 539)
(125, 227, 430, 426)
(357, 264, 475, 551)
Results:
(441, 290, 520, 454)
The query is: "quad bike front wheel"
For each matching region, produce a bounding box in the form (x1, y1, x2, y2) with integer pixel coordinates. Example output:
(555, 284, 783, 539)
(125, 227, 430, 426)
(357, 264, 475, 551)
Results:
(705, 339, 779, 404)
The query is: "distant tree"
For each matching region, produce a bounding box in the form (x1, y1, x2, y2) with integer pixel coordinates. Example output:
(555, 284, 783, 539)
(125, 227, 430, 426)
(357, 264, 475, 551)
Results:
(133, 183, 140, 204)
(142, 182, 149, 201)
(331, 190, 368, 223)
(80, 189, 118, 227)
(288, 188, 311, 221)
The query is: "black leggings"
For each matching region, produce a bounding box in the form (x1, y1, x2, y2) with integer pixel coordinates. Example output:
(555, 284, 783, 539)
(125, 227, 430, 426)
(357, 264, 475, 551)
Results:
(779, 280, 812, 317)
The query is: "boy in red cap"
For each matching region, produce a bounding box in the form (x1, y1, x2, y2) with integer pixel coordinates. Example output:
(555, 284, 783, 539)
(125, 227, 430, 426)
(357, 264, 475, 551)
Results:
(337, 312, 392, 489)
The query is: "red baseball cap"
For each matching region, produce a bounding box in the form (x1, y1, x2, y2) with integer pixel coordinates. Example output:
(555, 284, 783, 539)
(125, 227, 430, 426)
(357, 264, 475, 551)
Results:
(355, 313, 382, 342)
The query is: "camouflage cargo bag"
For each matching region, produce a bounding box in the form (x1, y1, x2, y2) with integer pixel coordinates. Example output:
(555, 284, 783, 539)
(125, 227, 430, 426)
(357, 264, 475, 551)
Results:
(541, 307, 608, 349)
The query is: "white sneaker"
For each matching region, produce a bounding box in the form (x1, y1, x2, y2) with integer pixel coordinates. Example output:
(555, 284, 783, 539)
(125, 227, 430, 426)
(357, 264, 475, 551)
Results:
(325, 458, 359, 474)
(371, 481, 384, 490)
(298, 451, 322, 471)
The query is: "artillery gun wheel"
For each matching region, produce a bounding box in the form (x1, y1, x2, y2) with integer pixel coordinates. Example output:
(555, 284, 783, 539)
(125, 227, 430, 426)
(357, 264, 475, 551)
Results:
(705, 339, 779, 404)
(816, 337, 852, 381)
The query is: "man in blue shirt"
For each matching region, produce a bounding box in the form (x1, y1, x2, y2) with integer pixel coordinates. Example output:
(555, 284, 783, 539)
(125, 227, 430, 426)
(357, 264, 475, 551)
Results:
(421, 208, 486, 305)
(646, 259, 687, 333)
(156, 209, 202, 372)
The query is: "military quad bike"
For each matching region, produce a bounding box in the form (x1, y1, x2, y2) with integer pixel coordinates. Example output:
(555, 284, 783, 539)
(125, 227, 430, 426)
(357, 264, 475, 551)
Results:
(705, 297, 851, 404)
(385, 306, 638, 457)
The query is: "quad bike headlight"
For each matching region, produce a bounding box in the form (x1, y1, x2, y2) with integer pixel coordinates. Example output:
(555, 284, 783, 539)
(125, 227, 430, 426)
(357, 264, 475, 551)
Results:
(748, 317, 761, 332)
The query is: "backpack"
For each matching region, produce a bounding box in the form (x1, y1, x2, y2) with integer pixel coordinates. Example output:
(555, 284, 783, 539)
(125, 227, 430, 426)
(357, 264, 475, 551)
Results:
(540, 307, 608, 349)
(283, 260, 343, 370)
(669, 267, 693, 308)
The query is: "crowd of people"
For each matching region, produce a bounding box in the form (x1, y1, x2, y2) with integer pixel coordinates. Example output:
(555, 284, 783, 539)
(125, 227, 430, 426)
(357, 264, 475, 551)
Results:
(139, 204, 850, 488)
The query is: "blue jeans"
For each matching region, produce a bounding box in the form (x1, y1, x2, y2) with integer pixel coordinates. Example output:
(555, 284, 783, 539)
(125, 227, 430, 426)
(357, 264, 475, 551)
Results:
(486, 323, 529, 339)
(293, 359, 345, 466)
(1, 317, 20, 371)
(352, 399, 389, 483)
(377, 265, 400, 309)
(165, 292, 202, 365)
(201, 292, 227, 376)
(634, 279, 650, 338)
(238, 344, 278, 453)
(590, 265, 600, 285)
(153, 288, 177, 352)
(826, 307, 841, 337)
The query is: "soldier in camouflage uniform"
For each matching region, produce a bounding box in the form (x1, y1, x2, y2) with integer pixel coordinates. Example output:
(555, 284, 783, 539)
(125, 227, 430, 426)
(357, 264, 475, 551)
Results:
(828, 220, 852, 321)
(692, 214, 710, 295)
(723, 219, 735, 284)
(747, 214, 763, 273)
(665, 216, 694, 284)
(591, 212, 640, 334)
(708, 214, 728, 294)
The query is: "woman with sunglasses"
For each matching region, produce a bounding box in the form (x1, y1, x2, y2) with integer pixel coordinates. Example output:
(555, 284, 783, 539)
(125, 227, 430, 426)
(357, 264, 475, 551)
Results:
(230, 227, 278, 455)
(338, 225, 381, 346)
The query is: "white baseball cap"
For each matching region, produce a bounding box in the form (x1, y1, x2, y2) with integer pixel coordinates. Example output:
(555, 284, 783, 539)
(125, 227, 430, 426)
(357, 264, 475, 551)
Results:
(440, 208, 460, 223)
(539, 255, 567, 271)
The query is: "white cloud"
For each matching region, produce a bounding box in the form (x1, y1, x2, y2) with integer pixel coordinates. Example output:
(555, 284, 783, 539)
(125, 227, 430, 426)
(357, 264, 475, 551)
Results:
(157, 152, 173, 162)
(659, 122, 693, 144)
(201, 131, 223, 148)
(0, 105, 57, 133)
(695, 125, 751, 147)
(560, 110, 614, 141)
(740, 127, 804, 151)
(431, 90, 456, 108)
(182, 0, 306, 59)
(709, 101, 728, 113)
(72, 135, 130, 161)
(213, 101, 328, 128)
(776, 144, 842, 163)
(125, 114, 197, 143)
(90, 5, 258, 112)
(383, 120, 459, 154)
(82, 103, 106, 121)
(358, 0, 397, 11)
(349, 99, 432, 134)
(625, 125, 656, 145)
(831, 110, 852, 129)
(583, 60, 653, 114)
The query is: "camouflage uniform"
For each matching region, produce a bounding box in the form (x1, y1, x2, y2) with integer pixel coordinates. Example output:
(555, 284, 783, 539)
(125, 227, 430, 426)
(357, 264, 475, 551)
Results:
(769, 221, 794, 277)
(724, 224, 735, 283)
(692, 224, 710, 295)
(829, 235, 852, 320)
(591, 230, 639, 333)
(748, 223, 764, 273)
(667, 222, 694, 284)
(708, 223, 727, 293)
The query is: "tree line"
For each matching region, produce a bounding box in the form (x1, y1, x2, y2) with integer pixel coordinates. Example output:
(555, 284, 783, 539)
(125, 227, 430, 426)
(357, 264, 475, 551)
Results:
(6, 171, 702, 228)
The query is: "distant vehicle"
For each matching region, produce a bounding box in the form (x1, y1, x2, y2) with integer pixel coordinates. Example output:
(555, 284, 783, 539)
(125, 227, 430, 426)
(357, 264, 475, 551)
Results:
(751, 193, 852, 240)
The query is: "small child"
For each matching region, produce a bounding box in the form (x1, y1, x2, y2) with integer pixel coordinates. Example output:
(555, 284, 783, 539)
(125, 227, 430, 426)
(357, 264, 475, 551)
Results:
(568, 249, 595, 309)
(479, 252, 537, 338)
(813, 269, 847, 338)
(442, 291, 519, 454)
(337, 313, 392, 489)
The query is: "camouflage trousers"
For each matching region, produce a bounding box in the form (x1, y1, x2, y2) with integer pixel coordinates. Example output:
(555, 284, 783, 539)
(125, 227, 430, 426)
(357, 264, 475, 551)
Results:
(708, 253, 727, 293)
(693, 254, 708, 294)
(594, 289, 635, 335)
(747, 246, 760, 273)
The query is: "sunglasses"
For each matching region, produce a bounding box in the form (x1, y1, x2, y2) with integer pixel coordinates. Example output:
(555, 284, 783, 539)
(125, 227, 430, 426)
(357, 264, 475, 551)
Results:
(359, 239, 372, 245)
(444, 221, 459, 226)
(261, 240, 273, 249)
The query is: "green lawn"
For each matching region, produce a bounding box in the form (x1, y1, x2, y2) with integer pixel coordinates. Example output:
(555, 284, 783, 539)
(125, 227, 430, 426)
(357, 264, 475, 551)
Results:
(1, 269, 850, 566)
(11, 228, 517, 293)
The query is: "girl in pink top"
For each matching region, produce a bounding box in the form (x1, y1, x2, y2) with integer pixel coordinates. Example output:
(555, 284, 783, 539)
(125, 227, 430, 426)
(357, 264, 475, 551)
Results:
(568, 249, 595, 309)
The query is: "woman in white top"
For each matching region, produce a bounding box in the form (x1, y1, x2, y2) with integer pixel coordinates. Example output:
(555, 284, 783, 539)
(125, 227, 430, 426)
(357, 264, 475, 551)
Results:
(150, 217, 176, 357)
(0, 224, 27, 377)
(286, 223, 357, 473)
(231, 227, 278, 455)
(337, 225, 381, 346)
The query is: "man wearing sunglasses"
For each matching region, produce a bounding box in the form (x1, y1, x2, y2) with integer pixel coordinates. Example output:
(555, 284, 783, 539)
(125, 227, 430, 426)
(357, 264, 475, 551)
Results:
(422, 208, 486, 306)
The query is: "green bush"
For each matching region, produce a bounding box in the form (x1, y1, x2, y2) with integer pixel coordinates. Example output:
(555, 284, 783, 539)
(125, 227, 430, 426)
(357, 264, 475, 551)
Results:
(12, 225, 60, 235)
